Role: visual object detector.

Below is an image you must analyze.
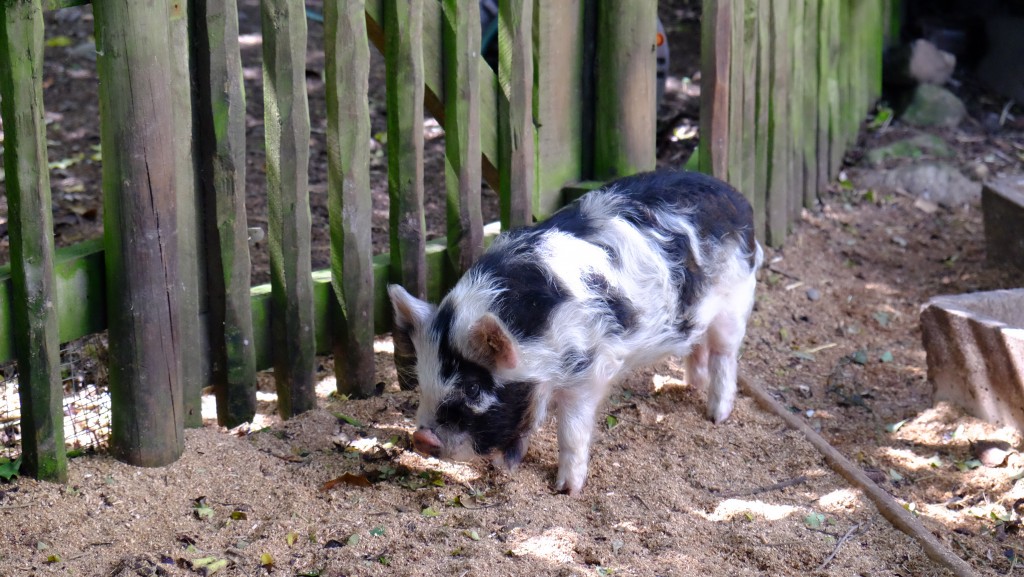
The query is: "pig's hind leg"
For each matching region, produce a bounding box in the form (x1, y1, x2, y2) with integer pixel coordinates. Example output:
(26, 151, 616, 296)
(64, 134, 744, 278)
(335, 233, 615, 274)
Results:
(703, 270, 757, 423)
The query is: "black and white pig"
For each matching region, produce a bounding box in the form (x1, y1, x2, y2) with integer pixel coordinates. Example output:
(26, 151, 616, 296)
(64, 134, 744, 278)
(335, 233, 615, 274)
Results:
(388, 170, 762, 495)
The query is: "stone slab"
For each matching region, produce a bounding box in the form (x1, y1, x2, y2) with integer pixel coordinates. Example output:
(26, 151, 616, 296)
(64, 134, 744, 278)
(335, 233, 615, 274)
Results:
(983, 176, 1024, 271)
(921, 289, 1024, 430)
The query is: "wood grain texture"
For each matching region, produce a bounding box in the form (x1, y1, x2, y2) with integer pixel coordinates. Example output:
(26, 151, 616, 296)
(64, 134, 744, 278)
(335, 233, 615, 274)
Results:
(801, 0, 819, 209)
(442, 0, 483, 275)
(534, 0, 584, 219)
(726, 0, 745, 191)
(366, 0, 500, 191)
(169, 0, 206, 429)
(497, 0, 533, 229)
(326, 0, 376, 397)
(765, 0, 791, 246)
(262, 0, 317, 416)
(193, 0, 258, 426)
(385, 0, 426, 390)
(95, 0, 184, 466)
(700, 0, 730, 180)
(752, 0, 770, 243)
(0, 0, 67, 481)
(594, 0, 656, 179)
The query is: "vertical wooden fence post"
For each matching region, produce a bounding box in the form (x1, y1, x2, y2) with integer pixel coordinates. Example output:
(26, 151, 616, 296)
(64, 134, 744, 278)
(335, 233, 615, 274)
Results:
(0, 0, 67, 482)
(497, 0, 533, 229)
(385, 0, 426, 390)
(95, 0, 184, 466)
(752, 0, 770, 243)
(699, 0, 730, 179)
(262, 0, 317, 417)
(766, 0, 792, 246)
(169, 0, 207, 428)
(534, 1, 584, 218)
(593, 0, 656, 179)
(442, 0, 483, 275)
(325, 0, 376, 397)
(193, 0, 258, 426)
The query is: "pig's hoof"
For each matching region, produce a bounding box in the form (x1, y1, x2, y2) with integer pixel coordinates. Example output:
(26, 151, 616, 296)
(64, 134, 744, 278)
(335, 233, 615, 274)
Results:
(706, 402, 733, 424)
(554, 473, 586, 497)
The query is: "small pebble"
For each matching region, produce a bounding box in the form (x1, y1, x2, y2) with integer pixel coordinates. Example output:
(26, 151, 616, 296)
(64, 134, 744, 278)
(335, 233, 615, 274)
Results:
(806, 288, 821, 301)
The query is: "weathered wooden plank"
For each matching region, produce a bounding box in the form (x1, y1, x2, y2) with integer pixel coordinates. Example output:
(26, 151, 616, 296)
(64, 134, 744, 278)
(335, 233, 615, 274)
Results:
(534, 1, 584, 219)
(325, 0, 376, 397)
(726, 0, 745, 190)
(738, 0, 757, 205)
(752, 0, 770, 242)
(594, 0, 657, 179)
(169, 0, 206, 429)
(788, 0, 805, 222)
(193, 0, 258, 427)
(700, 0, 733, 179)
(262, 0, 317, 417)
(365, 0, 500, 191)
(0, 0, 67, 482)
(385, 0, 426, 390)
(801, 0, 819, 209)
(95, 0, 184, 466)
(766, 0, 792, 246)
(441, 0, 483, 275)
(826, 0, 843, 179)
(497, 0, 533, 229)
(41, 0, 89, 10)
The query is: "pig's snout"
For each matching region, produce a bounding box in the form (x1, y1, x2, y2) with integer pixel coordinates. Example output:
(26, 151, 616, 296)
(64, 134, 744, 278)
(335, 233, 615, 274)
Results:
(412, 427, 443, 458)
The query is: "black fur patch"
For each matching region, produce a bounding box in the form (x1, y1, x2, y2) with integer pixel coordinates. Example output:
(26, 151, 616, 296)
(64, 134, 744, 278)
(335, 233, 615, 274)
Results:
(430, 301, 536, 461)
(472, 247, 570, 341)
(600, 170, 756, 333)
(582, 272, 637, 334)
(562, 348, 594, 375)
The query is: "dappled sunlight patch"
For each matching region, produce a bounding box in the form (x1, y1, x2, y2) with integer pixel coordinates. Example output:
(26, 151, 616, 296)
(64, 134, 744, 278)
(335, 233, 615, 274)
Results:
(509, 527, 579, 564)
(652, 372, 688, 393)
(817, 488, 863, 513)
(890, 402, 1023, 450)
(393, 447, 483, 485)
(699, 498, 802, 522)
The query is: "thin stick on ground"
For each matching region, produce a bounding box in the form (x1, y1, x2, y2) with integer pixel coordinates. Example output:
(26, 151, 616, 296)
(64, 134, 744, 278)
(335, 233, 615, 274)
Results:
(815, 520, 869, 572)
(717, 474, 809, 499)
(739, 374, 980, 577)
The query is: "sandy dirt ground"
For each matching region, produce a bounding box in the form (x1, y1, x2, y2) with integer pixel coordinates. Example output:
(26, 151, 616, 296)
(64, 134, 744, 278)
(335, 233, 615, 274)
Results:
(1, 1, 1024, 576)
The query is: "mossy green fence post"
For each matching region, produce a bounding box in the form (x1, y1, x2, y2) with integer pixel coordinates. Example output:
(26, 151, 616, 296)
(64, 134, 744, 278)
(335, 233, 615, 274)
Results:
(262, 0, 317, 417)
(325, 0, 376, 397)
(193, 0, 258, 426)
(0, 0, 67, 482)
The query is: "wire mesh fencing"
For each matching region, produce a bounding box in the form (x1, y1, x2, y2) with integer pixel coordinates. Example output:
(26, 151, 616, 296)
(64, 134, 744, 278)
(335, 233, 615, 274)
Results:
(0, 334, 110, 460)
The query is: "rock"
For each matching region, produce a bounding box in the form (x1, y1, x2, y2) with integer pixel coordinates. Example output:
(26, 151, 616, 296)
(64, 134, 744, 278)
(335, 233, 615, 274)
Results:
(900, 84, 966, 128)
(972, 439, 1014, 468)
(853, 162, 981, 207)
(982, 176, 1024, 271)
(865, 133, 954, 166)
(883, 39, 956, 87)
(909, 39, 957, 85)
(806, 288, 821, 301)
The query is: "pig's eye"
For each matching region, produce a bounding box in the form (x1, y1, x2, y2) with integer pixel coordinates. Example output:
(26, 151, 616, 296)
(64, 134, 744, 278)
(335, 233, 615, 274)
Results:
(465, 382, 480, 400)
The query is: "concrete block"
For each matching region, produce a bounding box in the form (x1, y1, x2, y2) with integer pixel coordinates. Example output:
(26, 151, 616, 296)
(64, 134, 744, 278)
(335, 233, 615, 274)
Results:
(983, 176, 1024, 271)
(921, 289, 1024, 430)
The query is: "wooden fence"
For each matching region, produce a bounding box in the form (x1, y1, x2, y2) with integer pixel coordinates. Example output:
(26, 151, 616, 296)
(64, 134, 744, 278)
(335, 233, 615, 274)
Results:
(700, 0, 892, 246)
(1, 0, 892, 481)
(0, 0, 657, 481)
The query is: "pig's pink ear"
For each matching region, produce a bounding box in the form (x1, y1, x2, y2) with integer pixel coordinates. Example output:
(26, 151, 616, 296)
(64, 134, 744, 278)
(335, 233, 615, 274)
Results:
(388, 284, 432, 334)
(467, 314, 518, 371)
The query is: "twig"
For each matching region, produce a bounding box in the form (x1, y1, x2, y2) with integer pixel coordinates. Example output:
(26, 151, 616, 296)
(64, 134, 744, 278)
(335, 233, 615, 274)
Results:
(815, 521, 869, 572)
(717, 475, 809, 499)
(767, 266, 801, 282)
(739, 374, 980, 577)
(0, 504, 31, 511)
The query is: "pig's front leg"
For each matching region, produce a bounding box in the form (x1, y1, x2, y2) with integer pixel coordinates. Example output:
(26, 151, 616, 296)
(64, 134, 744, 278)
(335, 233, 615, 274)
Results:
(553, 386, 606, 496)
